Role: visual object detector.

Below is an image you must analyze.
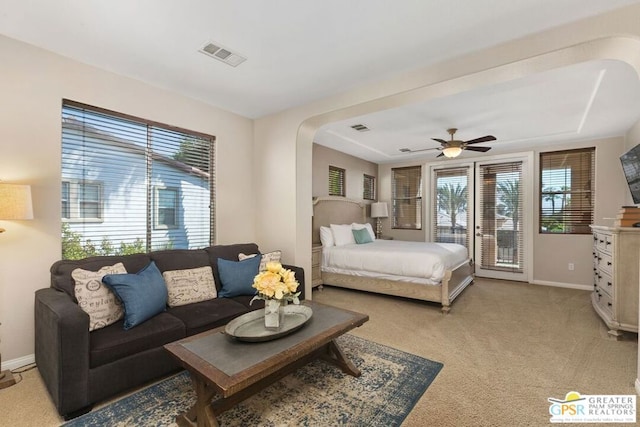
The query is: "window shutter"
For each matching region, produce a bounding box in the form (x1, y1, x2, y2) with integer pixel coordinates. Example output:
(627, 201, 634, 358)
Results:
(329, 166, 346, 197)
(540, 148, 595, 234)
(61, 100, 215, 259)
(392, 166, 422, 230)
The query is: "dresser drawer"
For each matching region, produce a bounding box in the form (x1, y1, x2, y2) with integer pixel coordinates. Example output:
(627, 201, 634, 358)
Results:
(312, 249, 321, 267)
(593, 289, 614, 317)
(595, 270, 613, 297)
(594, 232, 613, 253)
(595, 251, 613, 275)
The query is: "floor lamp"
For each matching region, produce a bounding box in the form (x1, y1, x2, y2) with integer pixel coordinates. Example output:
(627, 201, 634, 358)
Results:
(0, 183, 34, 389)
(370, 202, 388, 239)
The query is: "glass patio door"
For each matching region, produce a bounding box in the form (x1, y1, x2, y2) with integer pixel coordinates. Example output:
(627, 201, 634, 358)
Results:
(474, 159, 529, 281)
(432, 166, 473, 256)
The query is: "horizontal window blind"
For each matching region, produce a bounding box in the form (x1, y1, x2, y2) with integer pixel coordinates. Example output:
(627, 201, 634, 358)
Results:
(478, 161, 523, 273)
(392, 166, 422, 230)
(433, 167, 470, 248)
(329, 165, 345, 197)
(540, 148, 594, 234)
(61, 100, 215, 259)
(363, 174, 375, 200)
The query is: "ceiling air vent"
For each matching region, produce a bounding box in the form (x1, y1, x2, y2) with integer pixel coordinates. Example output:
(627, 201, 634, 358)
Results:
(351, 124, 370, 132)
(199, 42, 247, 67)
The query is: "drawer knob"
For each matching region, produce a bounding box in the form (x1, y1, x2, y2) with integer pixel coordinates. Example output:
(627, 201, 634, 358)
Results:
(607, 282, 612, 287)
(607, 302, 612, 307)
(607, 261, 612, 266)
(599, 239, 604, 243)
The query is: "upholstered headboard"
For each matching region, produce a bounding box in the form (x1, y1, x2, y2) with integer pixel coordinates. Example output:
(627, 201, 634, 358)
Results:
(312, 196, 367, 244)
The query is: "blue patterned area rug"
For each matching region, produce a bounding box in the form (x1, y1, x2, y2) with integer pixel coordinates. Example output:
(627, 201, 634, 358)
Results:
(64, 334, 443, 427)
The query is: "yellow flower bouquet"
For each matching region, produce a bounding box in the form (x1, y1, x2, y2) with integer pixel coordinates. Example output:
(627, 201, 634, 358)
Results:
(251, 261, 301, 329)
(250, 261, 301, 305)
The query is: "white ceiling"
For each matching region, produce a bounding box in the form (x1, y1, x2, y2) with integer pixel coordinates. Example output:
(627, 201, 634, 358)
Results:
(2, 1, 640, 162)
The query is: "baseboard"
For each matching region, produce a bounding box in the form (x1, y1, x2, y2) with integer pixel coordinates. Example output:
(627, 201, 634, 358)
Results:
(635, 378, 640, 396)
(2, 354, 35, 372)
(531, 280, 592, 291)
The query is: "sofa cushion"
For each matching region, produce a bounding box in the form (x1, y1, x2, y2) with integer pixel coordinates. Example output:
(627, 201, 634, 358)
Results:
(72, 262, 127, 331)
(89, 312, 185, 368)
(205, 243, 259, 290)
(50, 254, 152, 301)
(217, 256, 260, 298)
(163, 266, 217, 307)
(103, 261, 168, 330)
(239, 250, 282, 272)
(167, 298, 249, 336)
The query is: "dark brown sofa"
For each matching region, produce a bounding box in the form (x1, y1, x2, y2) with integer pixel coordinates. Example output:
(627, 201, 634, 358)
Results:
(34, 243, 305, 419)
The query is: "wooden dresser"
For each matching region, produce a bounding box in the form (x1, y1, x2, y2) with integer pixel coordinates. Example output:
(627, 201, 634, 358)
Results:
(590, 225, 640, 337)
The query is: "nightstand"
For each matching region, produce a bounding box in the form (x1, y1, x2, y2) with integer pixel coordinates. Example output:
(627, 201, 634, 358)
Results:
(312, 245, 323, 289)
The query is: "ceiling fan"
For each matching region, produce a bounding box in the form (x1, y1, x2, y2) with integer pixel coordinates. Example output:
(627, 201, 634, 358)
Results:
(399, 128, 496, 158)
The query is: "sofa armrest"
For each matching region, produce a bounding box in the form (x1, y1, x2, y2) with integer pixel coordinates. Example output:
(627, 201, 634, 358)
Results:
(35, 288, 91, 417)
(283, 264, 305, 300)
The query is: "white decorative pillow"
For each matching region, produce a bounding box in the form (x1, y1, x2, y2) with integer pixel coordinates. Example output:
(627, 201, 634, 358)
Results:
(331, 223, 356, 246)
(352, 223, 376, 241)
(319, 226, 335, 247)
(73, 262, 127, 331)
(162, 266, 217, 307)
(239, 250, 282, 271)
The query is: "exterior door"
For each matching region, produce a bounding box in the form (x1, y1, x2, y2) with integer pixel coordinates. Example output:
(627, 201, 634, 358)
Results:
(474, 158, 530, 281)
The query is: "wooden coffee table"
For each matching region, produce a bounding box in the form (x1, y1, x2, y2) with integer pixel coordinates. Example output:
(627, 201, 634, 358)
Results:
(164, 300, 369, 427)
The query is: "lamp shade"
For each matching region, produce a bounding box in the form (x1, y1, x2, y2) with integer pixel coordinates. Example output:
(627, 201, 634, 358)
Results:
(371, 202, 388, 218)
(0, 184, 33, 220)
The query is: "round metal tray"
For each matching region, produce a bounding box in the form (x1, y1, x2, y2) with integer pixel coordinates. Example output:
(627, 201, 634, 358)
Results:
(225, 305, 313, 342)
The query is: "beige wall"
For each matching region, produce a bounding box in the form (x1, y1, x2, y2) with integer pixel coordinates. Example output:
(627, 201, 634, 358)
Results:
(0, 35, 255, 366)
(312, 143, 378, 200)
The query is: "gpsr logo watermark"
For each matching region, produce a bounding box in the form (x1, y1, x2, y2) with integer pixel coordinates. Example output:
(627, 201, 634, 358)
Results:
(549, 391, 636, 423)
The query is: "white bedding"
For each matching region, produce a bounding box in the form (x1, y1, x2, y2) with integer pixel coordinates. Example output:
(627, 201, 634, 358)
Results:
(322, 240, 468, 283)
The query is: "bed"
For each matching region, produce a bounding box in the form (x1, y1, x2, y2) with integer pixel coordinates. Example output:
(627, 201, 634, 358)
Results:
(313, 196, 474, 313)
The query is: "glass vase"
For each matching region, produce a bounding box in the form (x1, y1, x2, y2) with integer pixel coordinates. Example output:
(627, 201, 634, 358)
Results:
(264, 299, 285, 330)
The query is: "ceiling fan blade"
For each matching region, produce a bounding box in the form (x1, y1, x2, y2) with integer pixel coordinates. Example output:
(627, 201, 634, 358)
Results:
(436, 152, 445, 158)
(465, 146, 492, 152)
(432, 138, 447, 144)
(465, 135, 496, 145)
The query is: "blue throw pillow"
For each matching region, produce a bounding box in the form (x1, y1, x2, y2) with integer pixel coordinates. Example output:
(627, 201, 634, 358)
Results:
(103, 261, 168, 330)
(353, 227, 373, 244)
(217, 255, 261, 298)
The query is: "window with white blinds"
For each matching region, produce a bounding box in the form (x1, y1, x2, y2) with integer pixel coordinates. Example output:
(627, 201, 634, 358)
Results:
(329, 165, 345, 196)
(392, 166, 422, 230)
(433, 167, 470, 248)
(61, 100, 215, 259)
(540, 148, 595, 234)
(363, 174, 376, 200)
(478, 161, 523, 273)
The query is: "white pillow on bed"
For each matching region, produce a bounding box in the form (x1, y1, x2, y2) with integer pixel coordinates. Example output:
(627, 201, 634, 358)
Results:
(352, 223, 376, 241)
(330, 224, 356, 246)
(319, 226, 334, 247)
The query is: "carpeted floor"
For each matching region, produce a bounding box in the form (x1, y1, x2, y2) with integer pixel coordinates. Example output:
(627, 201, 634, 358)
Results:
(62, 334, 442, 426)
(1, 277, 637, 426)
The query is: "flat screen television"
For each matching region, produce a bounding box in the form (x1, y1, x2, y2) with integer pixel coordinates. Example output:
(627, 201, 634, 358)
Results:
(620, 144, 640, 204)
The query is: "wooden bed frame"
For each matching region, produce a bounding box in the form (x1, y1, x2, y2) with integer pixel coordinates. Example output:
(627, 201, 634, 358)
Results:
(312, 196, 474, 313)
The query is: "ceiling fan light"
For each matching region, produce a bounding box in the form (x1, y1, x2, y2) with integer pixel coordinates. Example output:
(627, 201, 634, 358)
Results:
(442, 146, 463, 158)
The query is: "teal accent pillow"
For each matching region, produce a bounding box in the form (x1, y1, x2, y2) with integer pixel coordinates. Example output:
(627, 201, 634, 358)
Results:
(217, 255, 261, 298)
(102, 261, 168, 330)
(353, 227, 373, 244)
